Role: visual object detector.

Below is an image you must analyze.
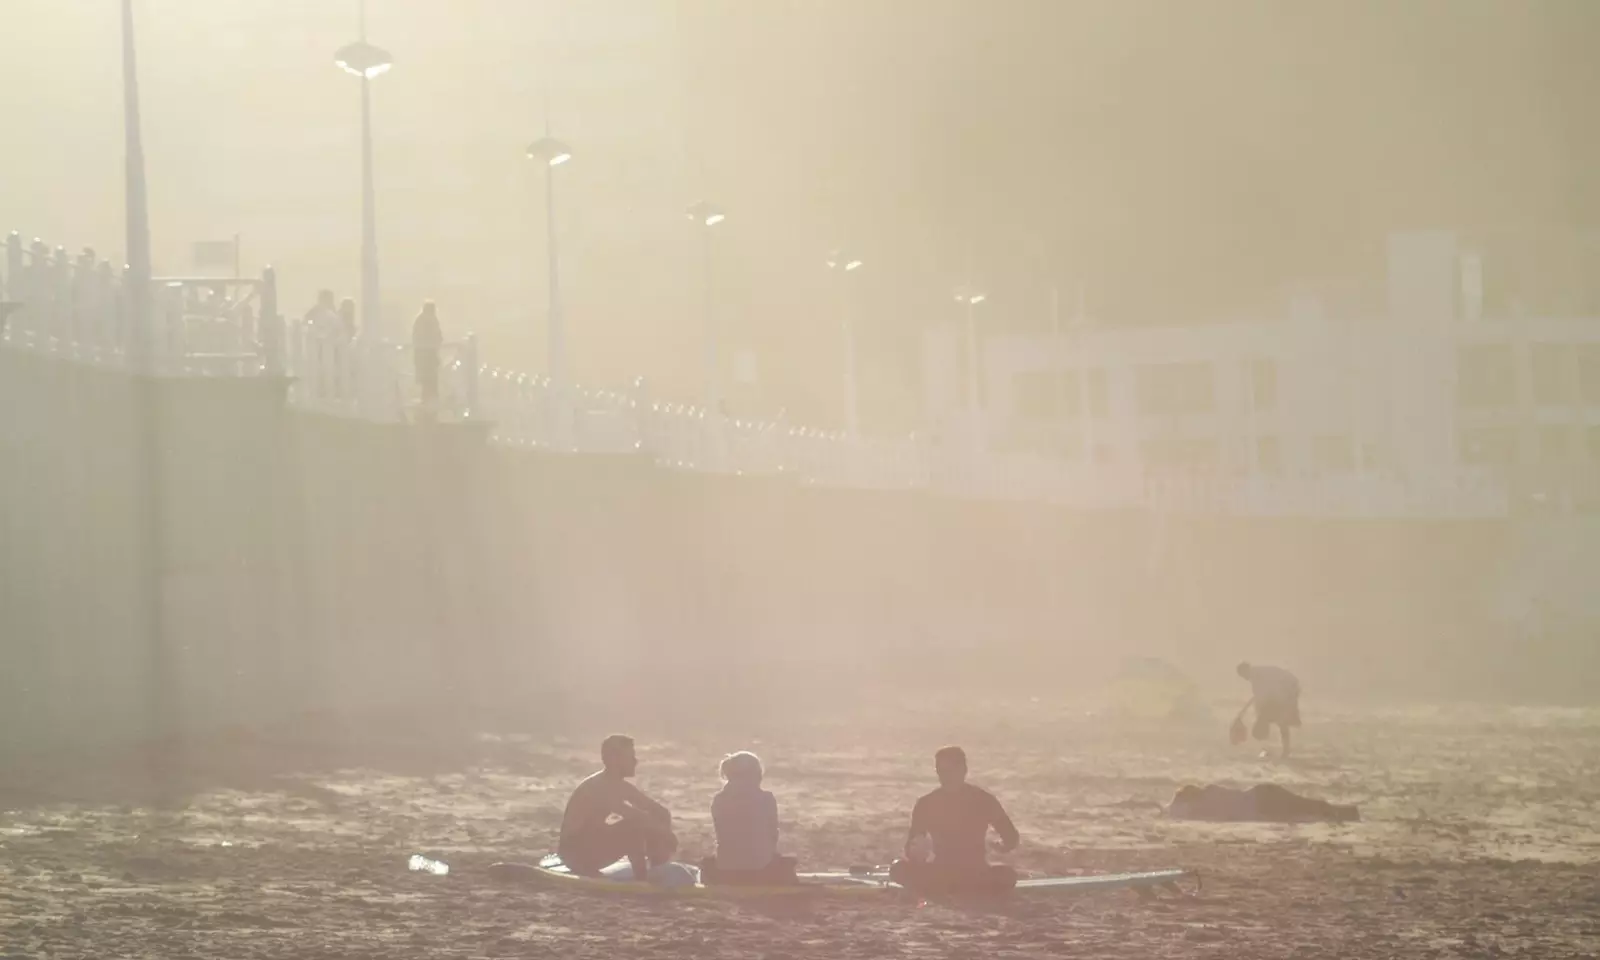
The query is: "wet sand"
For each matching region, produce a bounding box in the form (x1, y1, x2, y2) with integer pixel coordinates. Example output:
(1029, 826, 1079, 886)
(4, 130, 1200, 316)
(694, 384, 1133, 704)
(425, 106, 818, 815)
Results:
(2, 699, 1597, 959)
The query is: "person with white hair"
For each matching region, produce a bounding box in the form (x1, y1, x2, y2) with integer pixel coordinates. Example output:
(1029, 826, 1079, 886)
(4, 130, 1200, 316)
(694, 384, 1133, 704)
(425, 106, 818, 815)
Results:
(700, 751, 796, 886)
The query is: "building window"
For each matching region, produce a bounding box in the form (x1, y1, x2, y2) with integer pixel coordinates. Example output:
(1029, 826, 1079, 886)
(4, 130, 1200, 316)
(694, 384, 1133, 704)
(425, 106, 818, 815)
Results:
(1537, 425, 1570, 463)
(1255, 436, 1282, 474)
(1136, 362, 1215, 416)
(1314, 434, 1354, 472)
(1086, 368, 1108, 418)
(1013, 371, 1059, 421)
(1580, 345, 1600, 406)
(1361, 441, 1385, 470)
(1053, 370, 1095, 419)
(1457, 344, 1516, 408)
(1142, 436, 1216, 468)
(1249, 359, 1278, 411)
(1460, 427, 1518, 466)
(1529, 343, 1571, 405)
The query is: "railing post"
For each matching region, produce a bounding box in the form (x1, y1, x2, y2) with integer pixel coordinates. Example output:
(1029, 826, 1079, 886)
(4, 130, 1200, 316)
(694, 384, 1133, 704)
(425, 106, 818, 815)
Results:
(71, 248, 95, 353)
(461, 332, 480, 419)
(260, 266, 284, 377)
(630, 376, 651, 454)
(27, 239, 49, 340)
(0, 232, 21, 340)
(3, 232, 21, 301)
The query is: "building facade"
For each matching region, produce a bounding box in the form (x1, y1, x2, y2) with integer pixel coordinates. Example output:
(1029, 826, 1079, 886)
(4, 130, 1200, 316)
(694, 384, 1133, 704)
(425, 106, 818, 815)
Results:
(923, 231, 1600, 517)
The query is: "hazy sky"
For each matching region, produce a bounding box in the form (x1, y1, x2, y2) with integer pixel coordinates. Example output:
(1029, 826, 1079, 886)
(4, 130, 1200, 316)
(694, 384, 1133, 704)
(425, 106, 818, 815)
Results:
(2, 1, 1596, 427)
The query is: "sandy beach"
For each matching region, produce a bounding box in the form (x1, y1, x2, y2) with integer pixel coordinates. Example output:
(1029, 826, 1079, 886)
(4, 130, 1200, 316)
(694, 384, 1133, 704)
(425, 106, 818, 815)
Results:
(2, 698, 1597, 959)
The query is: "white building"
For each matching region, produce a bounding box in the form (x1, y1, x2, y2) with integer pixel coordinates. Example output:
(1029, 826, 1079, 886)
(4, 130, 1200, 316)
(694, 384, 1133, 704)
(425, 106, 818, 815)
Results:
(922, 231, 1600, 518)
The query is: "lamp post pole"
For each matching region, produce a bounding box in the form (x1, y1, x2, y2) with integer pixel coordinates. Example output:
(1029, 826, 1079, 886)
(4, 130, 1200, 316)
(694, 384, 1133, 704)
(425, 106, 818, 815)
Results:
(527, 131, 574, 446)
(335, 0, 393, 340)
(826, 251, 864, 439)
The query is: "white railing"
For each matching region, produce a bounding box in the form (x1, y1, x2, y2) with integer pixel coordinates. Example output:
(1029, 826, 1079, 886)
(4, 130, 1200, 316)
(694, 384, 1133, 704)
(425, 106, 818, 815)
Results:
(0, 228, 1518, 517)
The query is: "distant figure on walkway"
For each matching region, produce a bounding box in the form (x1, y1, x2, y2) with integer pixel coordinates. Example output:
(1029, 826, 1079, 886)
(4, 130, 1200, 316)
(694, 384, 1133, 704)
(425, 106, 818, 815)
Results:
(305, 290, 340, 398)
(412, 300, 443, 404)
(1234, 662, 1302, 758)
(1166, 783, 1358, 823)
(337, 297, 357, 341)
(556, 735, 677, 881)
(890, 746, 1019, 894)
(701, 751, 797, 886)
(305, 289, 338, 330)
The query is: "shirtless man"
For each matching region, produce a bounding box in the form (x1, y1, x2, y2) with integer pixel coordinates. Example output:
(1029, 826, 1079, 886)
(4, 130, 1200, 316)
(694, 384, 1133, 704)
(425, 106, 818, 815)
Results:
(557, 735, 677, 880)
(889, 746, 1020, 894)
(1235, 661, 1302, 759)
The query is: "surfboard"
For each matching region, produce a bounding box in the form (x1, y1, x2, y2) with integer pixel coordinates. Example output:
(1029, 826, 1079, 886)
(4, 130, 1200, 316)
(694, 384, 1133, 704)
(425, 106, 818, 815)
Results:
(484, 855, 887, 899)
(487, 857, 1195, 900)
(1016, 868, 1194, 893)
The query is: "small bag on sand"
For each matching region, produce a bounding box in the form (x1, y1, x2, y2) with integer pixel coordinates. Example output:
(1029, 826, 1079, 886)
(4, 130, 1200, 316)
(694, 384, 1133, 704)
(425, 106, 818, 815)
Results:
(1229, 716, 1248, 745)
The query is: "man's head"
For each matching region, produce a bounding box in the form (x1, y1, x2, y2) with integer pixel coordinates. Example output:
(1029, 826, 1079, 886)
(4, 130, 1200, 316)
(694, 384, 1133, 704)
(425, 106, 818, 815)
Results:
(600, 734, 637, 778)
(934, 746, 968, 788)
(1236, 661, 1253, 681)
(316, 289, 335, 309)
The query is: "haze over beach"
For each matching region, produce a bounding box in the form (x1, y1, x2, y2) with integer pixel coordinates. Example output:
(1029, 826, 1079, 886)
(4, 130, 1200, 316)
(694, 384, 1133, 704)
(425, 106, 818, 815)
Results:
(1, 2, 1599, 958)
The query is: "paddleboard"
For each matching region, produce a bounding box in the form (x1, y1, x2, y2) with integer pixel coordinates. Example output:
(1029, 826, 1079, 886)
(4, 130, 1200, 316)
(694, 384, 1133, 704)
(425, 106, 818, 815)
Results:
(488, 857, 1195, 900)
(485, 855, 886, 899)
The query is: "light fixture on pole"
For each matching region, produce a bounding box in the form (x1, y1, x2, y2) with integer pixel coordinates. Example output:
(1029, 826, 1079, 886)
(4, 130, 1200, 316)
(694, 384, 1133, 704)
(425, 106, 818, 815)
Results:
(686, 201, 728, 417)
(825, 249, 864, 439)
(952, 284, 987, 414)
(334, 0, 392, 340)
(527, 132, 574, 446)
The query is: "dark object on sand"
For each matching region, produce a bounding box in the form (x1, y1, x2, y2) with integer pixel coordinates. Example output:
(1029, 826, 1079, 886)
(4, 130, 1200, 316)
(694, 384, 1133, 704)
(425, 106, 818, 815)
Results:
(1167, 784, 1359, 823)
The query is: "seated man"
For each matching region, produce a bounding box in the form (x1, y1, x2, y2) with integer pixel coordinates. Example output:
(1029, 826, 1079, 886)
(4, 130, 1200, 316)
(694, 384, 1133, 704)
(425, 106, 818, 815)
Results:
(700, 751, 798, 886)
(890, 746, 1020, 894)
(1166, 783, 1359, 823)
(557, 734, 678, 881)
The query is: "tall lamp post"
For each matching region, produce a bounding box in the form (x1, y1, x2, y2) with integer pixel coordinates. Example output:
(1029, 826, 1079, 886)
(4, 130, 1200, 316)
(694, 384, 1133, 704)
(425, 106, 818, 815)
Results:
(952, 284, 987, 415)
(334, 0, 392, 340)
(825, 250, 864, 439)
(685, 200, 727, 416)
(122, 0, 152, 369)
(527, 133, 574, 446)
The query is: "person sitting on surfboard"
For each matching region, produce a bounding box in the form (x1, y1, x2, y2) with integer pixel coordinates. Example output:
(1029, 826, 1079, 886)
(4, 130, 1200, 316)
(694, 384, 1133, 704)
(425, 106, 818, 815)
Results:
(557, 734, 678, 881)
(889, 746, 1020, 894)
(1234, 662, 1302, 759)
(1166, 783, 1358, 823)
(699, 751, 798, 886)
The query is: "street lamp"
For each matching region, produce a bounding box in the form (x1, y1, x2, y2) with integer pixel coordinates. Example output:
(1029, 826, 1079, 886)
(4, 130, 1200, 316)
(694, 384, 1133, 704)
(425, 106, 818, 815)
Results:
(826, 249, 864, 439)
(686, 201, 728, 417)
(122, 0, 153, 371)
(334, 0, 392, 340)
(527, 132, 574, 445)
(953, 284, 987, 414)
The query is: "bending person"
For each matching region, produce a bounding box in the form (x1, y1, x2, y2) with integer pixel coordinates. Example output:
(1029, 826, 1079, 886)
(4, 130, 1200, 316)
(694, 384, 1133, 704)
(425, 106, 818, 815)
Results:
(557, 734, 678, 880)
(700, 751, 798, 886)
(1235, 661, 1302, 759)
(890, 746, 1019, 894)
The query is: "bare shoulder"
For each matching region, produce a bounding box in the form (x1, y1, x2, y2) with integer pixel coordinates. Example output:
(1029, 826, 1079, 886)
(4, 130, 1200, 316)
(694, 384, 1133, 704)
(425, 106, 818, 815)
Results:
(570, 770, 616, 802)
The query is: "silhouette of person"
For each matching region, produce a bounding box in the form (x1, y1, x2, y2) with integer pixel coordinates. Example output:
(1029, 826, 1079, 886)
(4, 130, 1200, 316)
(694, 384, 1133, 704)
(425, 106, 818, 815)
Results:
(412, 300, 443, 404)
(890, 746, 1019, 894)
